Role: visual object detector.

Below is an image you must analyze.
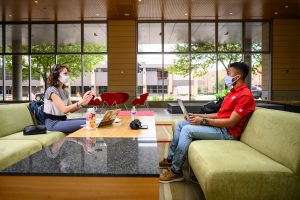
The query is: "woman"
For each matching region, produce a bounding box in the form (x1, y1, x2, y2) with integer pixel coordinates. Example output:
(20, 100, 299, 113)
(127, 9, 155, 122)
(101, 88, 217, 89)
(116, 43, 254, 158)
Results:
(44, 64, 93, 133)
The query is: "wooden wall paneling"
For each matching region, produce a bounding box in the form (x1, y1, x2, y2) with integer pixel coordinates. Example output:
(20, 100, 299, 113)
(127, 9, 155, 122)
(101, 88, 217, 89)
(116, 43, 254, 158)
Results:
(272, 19, 300, 100)
(108, 20, 137, 105)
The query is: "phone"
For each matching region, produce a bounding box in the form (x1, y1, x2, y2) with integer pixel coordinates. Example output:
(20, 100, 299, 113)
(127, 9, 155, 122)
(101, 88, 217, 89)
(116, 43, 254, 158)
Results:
(140, 125, 148, 129)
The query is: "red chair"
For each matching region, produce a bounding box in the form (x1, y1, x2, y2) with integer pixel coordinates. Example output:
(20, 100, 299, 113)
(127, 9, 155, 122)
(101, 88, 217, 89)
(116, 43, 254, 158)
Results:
(87, 95, 103, 112)
(101, 92, 122, 109)
(118, 92, 129, 110)
(132, 93, 149, 109)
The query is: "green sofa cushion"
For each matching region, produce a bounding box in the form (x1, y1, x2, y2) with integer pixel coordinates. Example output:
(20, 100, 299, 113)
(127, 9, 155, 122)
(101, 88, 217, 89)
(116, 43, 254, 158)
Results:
(0, 140, 42, 170)
(0, 131, 66, 148)
(0, 104, 35, 138)
(241, 108, 300, 175)
(188, 140, 300, 200)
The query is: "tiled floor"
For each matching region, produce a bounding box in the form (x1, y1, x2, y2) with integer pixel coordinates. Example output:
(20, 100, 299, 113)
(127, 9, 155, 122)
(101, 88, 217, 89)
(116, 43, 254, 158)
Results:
(72, 107, 206, 200)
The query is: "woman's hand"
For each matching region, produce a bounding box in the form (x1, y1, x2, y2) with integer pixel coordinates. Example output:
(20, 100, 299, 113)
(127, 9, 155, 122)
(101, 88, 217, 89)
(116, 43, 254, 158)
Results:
(79, 91, 94, 106)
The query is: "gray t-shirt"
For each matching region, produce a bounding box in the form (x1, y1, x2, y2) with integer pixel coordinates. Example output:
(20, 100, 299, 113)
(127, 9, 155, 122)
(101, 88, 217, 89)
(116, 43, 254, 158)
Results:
(44, 86, 69, 116)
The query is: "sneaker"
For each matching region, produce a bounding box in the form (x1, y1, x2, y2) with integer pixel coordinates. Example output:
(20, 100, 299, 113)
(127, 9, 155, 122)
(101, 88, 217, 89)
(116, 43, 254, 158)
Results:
(159, 169, 184, 183)
(159, 158, 172, 168)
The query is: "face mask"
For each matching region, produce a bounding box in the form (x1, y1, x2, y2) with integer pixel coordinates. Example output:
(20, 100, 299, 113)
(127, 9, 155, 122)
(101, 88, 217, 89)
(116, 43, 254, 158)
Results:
(59, 74, 69, 85)
(224, 75, 239, 87)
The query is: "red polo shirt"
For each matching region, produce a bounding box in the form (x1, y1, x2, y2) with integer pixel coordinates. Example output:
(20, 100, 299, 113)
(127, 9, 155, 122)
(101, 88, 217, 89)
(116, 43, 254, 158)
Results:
(217, 84, 256, 138)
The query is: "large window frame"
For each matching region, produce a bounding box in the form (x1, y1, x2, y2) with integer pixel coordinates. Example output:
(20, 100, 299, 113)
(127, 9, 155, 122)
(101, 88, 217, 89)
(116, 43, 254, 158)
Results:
(1, 21, 107, 102)
(137, 20, 272, 101)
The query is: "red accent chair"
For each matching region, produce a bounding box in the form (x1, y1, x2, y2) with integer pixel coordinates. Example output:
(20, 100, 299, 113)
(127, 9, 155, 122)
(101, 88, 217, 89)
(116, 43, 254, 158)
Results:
(101, 92, 122, 108)
(132, 93, 149, 109)
(118, 92, 129, 110)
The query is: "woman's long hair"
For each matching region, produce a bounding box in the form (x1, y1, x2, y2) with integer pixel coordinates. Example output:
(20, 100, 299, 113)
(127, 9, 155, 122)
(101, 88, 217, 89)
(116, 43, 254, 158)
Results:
(47, 64, 70, 89)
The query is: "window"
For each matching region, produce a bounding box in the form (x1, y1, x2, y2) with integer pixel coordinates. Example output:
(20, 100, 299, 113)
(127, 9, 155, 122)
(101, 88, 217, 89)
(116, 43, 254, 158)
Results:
(84, 24, 107, 52)
(137, 21, 271, 101)
(57, 24, 81, 53)
(31, 24, 55, 53)
(5, 24, 28, 53)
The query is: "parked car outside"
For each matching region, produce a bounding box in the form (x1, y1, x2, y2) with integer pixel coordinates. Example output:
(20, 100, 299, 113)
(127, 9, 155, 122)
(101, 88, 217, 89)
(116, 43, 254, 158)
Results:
(251, 86, 262, 99)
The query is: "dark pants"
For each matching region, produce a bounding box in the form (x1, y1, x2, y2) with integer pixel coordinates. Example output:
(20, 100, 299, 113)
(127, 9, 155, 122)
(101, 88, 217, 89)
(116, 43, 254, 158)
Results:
(45, 118, 85, 134)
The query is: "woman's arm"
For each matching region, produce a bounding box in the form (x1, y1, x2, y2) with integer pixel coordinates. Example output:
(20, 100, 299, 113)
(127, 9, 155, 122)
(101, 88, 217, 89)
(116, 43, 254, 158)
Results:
(51, 93, 82, 114)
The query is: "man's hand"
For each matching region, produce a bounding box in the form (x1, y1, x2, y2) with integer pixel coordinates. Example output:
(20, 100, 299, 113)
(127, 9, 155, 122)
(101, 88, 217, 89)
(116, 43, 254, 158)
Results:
(189, 115, 202, 125)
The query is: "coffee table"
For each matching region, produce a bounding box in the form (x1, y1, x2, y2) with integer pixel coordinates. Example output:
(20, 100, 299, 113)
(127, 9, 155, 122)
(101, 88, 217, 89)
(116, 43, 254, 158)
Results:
(69, 116, 157, 138)
(0, 117, 159, 199)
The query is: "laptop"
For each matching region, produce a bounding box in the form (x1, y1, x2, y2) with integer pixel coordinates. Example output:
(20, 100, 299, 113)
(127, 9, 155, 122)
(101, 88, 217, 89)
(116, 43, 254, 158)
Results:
(97, 109, 121, 127)
(177, 99, 189, 120)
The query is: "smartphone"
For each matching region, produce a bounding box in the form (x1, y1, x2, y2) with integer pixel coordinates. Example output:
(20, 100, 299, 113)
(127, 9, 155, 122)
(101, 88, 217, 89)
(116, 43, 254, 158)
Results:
(140, 125, 148, 129)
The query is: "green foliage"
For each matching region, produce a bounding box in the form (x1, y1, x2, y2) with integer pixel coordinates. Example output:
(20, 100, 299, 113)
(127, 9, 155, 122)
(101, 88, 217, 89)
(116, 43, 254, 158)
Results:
(150, 95, 162, 101)
(165, 96, 175, 101)
(5, 44, 105, 88)
(167, 43, 262, 79)
(215, 89, 229, 101)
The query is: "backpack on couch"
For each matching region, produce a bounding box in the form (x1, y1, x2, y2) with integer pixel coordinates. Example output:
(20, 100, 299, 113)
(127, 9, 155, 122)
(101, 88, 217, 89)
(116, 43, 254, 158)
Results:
(29, 101, 45, 125)
(199, 97, 224, 114)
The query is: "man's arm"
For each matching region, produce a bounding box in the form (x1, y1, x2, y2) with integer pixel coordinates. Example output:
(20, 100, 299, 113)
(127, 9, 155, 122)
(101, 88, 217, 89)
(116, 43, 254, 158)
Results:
(189, 113, 218, 119)
(189, 111, 242, 128)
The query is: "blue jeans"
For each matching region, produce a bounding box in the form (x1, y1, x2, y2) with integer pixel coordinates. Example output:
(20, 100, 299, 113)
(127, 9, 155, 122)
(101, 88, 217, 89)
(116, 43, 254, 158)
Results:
(45, 118, 85, 134)
(167, 120, 235, 173)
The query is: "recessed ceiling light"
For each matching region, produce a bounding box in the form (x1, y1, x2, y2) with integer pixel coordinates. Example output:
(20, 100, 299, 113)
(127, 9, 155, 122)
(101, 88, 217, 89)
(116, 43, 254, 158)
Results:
(138, 0, 142, 2)
(124, 13, 130, 16)
(229, 12, 233, 15)
(285, 5, 289, 8)
(95, 13, 100, 16)
(8, 14, 12, 17)
(274, 11, 279, 15)
(34, 0, 38, 3)
(184, 13, 188, 16)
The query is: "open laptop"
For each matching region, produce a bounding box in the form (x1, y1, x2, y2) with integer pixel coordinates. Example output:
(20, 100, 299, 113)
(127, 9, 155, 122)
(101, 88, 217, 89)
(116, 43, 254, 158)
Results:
(177, 99, 189, 120)
(97, 109, 121, 127)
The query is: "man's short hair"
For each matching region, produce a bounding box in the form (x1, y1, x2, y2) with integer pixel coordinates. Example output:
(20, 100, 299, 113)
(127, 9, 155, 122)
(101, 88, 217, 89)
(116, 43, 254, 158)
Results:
(229, 62, 249, 80)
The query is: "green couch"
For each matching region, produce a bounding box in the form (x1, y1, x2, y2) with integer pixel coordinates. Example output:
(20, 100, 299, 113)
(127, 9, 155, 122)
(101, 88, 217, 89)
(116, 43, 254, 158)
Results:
(0, 103, 66, 170)
(174, 108, 300, 200)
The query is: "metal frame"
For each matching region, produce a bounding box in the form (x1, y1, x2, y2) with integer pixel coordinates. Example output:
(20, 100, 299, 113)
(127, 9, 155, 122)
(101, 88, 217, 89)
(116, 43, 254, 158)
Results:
(136, 20, 272, 101)
(0, 21, 107, 102)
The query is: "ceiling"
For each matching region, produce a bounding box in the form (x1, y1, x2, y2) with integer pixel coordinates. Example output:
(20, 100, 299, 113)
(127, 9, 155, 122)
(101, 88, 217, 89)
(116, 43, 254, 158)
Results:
(0, 0, 299, 21)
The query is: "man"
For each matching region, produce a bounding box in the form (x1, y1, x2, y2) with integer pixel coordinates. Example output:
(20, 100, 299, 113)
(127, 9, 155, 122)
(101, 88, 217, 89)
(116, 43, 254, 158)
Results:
(160, 62, 256, 183)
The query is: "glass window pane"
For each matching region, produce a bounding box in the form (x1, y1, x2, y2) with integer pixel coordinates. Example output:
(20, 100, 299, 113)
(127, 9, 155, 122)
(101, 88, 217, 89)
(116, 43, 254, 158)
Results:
(217, 54, 243, 93)
(138, 23, 162, 52)
(191, 54, 217, 100)
(164, 23, 189, 52)
(0, 26, 2, 53)
(218, 23, 242, 52)
(84, 24, 107, 52)
(31, 55, 55, 100)
(57, 24, 81, 53)
(191, 23, 215, 52)
(57, 55, 82, 101)
(0, 57, 3, 101)
(31, 24, 55, 53)
(83, 55, 107, 96)
(5, 55, 29, 101)
(5, 24, 28, 53)
(245, 22, 269, 52)
(137, 54, 164, 101)
(165, 54, 189, 100)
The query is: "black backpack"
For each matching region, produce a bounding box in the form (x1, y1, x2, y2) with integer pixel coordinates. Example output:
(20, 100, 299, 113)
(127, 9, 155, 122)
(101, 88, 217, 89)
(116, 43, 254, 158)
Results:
(199, 97, 224, 114)
(29, 101, 46, 125)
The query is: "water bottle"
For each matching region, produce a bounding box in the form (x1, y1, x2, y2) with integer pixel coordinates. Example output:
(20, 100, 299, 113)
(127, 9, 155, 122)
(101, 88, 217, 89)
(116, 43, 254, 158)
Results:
(86, 107, 96, 130)
(131, 106, 137, 119)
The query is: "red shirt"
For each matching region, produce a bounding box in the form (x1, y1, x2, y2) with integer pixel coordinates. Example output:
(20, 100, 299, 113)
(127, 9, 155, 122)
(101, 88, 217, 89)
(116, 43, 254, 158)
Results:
(217, 84, 256, 138)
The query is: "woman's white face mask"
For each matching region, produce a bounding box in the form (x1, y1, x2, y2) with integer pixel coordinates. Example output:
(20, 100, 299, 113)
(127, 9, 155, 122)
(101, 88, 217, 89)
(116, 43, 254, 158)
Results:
(59, 74, 69, 85)
(224, 75, 240, 87)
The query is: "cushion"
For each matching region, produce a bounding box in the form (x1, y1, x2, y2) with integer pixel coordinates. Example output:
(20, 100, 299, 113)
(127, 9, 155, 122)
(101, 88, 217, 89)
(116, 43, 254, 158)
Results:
(188, 140, 300, 200)
(0, 104, 35, 137)
(0, 131, 66, 148)
(241, 108, 300, 175)
(0, 140, 42, 170)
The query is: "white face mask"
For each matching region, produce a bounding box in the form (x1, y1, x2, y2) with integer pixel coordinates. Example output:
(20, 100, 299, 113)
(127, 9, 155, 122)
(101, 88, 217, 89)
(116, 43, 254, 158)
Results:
(59, 74, 69, 85)
(224, 75, 239, 87)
